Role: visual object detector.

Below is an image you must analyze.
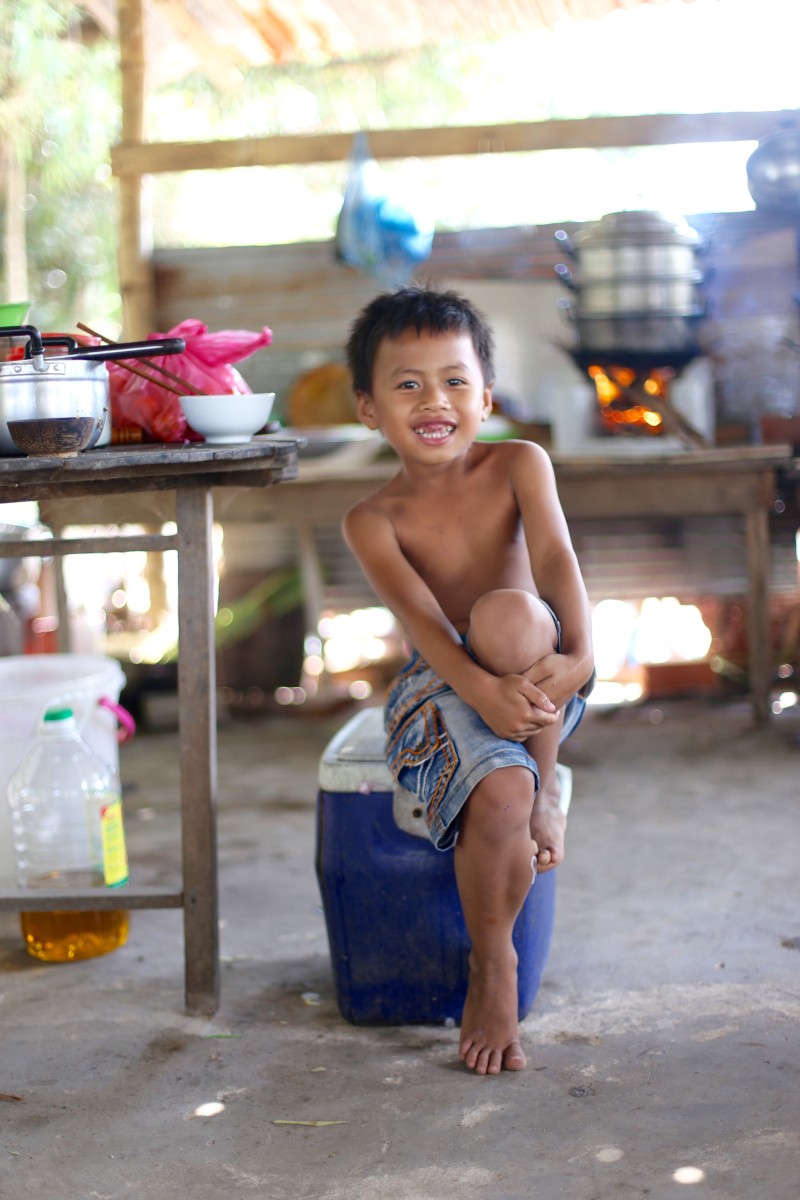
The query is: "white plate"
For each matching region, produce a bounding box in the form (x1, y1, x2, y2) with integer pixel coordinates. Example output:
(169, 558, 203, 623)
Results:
(202, 434, 255, 445)
(255, 424, 378, 444)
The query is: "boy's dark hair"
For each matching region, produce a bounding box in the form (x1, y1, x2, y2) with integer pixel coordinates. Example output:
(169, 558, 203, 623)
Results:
(346, 285, 496, 393)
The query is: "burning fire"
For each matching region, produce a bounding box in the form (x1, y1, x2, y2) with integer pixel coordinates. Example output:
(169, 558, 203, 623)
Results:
(588, 364, 674, 435)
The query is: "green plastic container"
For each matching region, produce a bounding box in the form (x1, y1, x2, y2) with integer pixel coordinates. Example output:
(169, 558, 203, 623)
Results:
(0, 302, 31, 326)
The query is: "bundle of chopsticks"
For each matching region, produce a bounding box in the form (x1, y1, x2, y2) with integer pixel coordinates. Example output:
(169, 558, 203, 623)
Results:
(77, 322, 206, 397)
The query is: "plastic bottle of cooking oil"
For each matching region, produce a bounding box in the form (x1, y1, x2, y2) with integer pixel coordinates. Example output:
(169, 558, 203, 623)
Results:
(7, 705, 129, 962)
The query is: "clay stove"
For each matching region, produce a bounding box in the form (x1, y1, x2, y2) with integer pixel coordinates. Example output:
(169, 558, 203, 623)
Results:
(552, 211, 714, 454)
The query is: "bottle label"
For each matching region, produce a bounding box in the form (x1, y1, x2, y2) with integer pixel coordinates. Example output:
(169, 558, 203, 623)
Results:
(100, 800, 129, 888)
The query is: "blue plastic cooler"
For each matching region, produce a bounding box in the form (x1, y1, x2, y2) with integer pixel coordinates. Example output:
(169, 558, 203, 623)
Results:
(315, 706, 570, 1026)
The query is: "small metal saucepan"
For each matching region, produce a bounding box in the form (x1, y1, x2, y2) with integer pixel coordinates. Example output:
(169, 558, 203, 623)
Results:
(0, 325, 185, 456)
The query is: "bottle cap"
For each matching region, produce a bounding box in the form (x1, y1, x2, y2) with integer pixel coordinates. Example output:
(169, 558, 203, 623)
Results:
(43, 706, 75, 721)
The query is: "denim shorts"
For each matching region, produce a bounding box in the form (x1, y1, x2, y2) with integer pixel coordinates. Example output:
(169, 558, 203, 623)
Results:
(383, 603, 590, 851)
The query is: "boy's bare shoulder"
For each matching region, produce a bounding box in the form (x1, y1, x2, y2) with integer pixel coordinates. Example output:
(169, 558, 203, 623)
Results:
(481, 438, 554, 477)
(485, 438, 551, 461)
(342, 476, 401, 541)
(343, 491, 385, 526)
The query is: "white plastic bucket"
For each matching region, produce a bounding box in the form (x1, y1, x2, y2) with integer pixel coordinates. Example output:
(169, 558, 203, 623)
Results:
(0, 654, 130, 885)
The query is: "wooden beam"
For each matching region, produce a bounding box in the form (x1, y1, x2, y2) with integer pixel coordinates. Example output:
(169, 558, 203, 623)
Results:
(78, 0, 116, 37)
(117, 0, 156, 339)
(0, 534, 178, 558)
(0, 887, 183, 911)
(110, 109, 795, 177)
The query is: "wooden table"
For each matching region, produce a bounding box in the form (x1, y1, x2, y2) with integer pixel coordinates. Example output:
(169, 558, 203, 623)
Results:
(553, 446, 795, 721)
(25, 444, 794, 728)
(218, 443, 792, 724)
(0, 440, 297, 1016)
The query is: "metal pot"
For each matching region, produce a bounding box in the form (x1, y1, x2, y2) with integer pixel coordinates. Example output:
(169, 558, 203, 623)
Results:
(746, 124, 800, 214)
(559, 302, 704, 357)
(555, 211, 703, 280)
(557, 240, 699, 280)
(555, 267, 704, 315)
(0, 326, 185, 456)
(554, 212, 707, 362)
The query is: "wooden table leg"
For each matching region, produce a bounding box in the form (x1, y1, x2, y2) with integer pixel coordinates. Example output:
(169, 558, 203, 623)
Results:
(45, 524, 73, 654)
(745, 504, 771, 724)
(176, 487, 220, 1015)
(297, 519, 324, 642)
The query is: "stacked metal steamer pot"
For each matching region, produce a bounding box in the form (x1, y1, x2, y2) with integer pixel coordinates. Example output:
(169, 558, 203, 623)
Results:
(554, 210, 707, 364)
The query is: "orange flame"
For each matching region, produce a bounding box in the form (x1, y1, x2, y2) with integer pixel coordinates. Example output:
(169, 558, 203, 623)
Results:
(588, 365, 673, 435)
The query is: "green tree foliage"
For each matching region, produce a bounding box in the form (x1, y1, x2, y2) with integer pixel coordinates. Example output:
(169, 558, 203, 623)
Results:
(0, 1, 120, 331)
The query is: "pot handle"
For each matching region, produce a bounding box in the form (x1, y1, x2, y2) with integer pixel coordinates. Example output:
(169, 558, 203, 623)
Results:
(555, 297, 576, 323)
(554, 262, 576, 289)
(68, 337, 186, 362)
(554, 229, 576, 257)
(0, 324, 44, 357)
(24, 335, 81, 358)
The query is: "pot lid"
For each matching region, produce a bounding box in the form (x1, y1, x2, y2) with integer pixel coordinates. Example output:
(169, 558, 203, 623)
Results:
(573, 210, 701, 248)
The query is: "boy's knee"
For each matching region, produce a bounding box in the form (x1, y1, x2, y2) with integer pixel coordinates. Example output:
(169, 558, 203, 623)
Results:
(463, 768, 535, 843)
(468, 589, 556, 675)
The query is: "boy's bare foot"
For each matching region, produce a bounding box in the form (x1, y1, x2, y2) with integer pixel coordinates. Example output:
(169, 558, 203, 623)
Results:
(459, 951, 527, 1075)
(530, 774, 566, 871)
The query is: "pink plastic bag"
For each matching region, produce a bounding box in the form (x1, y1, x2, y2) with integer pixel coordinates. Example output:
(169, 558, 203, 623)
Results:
(108, 319, 273, 442)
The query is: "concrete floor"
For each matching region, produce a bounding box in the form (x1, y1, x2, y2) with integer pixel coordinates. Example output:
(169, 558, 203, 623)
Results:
(1, 696, 799, 1199)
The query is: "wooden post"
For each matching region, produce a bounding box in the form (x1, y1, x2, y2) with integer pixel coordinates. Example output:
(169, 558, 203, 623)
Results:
(176, 486, 220, 1015)
(117, 0, 156, 339)
(1, 134, 29, 302)
(296, 520, 324, 644)
(745, 504, 772, 724)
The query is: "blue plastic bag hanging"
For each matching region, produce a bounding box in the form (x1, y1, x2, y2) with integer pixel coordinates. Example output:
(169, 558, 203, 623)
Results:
(336, 133, 433, 287)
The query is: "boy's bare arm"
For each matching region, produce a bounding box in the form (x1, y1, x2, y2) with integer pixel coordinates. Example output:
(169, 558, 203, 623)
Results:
(343, 501, 558, 741)
(511, 443, 594, 709)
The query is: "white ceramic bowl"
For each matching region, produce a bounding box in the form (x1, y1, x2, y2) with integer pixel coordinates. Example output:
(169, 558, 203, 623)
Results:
(179, 392, 275, 445)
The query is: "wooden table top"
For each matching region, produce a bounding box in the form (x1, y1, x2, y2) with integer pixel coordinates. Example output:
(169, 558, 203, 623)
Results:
(549, 443, 796, 479)
(0, 439, 299, 501)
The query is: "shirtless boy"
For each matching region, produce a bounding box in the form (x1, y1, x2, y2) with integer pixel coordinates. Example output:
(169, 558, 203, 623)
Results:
(343, 286, 594, 1076)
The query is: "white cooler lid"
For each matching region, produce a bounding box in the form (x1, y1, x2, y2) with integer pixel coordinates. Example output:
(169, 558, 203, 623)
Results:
(318, 706, 393, 793)
(317, 704, 572, 815)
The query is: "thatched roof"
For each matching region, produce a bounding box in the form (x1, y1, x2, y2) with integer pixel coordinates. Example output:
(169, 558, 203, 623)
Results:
(81, 0, 693, 89)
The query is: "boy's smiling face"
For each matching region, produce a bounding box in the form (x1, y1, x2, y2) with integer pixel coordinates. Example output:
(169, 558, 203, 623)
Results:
(355, 328, 492, 464)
